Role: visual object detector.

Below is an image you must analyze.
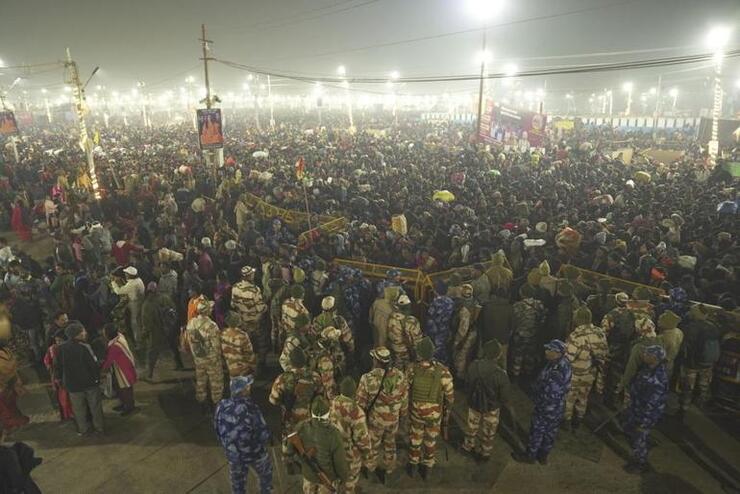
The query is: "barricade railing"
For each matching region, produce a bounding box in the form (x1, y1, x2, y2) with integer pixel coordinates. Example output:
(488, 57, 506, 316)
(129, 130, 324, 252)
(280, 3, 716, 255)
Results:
(557, 264, 666, 298)
(297, 217, 348, 250)
(243, 192, 342, 231)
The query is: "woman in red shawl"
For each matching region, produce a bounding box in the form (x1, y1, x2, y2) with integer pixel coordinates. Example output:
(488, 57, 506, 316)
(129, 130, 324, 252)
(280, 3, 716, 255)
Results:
(10, 198, 32, 242)
(101, 324, 138, 415)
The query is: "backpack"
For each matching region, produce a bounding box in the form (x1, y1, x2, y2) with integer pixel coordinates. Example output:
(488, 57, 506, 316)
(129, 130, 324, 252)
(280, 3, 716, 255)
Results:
(607, 309, 634, 346)
(468, 362, 498, 413)
(697, 327, 721, 366)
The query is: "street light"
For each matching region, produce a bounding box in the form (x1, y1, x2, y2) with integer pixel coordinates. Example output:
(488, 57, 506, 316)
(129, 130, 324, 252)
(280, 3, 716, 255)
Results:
(668, 87, 679, 111)
(336, 65, 353, 129)
(622, 81, 633, 116)
(336, 65, 346, 77)
(705, 25, 732, 160)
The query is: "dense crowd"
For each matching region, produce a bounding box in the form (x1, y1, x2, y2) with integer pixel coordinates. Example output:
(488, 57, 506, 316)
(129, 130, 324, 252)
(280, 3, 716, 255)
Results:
(0, 111, 737, 493)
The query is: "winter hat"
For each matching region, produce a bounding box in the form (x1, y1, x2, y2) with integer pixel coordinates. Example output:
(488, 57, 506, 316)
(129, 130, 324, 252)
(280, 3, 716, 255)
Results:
(65, 321, 85, 340)
(241, 266, 256, 277)
(311, 396, 330, 419)
(321, 296, 336, 311)
(201, 237, 212, 248)
(293, 267, 306, 283)
(370, 346, 392, 364)
(123, 266, 138, 276)
(225, 312, 241, 328)
(229, 375, 254, 395)
(573, 305, 592, 326)
(538, 260, 551, 276)
(396, 295, 411, 307)
(225, 240, 237, 251)
(461, 284, 474, 298)
(544, 339, 567, 354)
(658, 310, 681, 330)
(483, 340, 502, 360)
(339, 376, 357, 398)
(289, 347, 308, 368)
(416, 337, 435, 360)
(290, 284, 305, 299)
(321, 326, 340, 340)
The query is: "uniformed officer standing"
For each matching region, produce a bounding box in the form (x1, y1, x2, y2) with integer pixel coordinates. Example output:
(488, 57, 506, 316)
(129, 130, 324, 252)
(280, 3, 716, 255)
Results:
(622, 345, 668, 474)
(452, 284, 481, 380)
(512, 339, 572, 465)
(405, 337, 454, 480)
(185, 299, 224, 409)
(563, 306, 608, 431)
(386, 295, 422, 370)
(330, 377, 373, 493)
(214, 375, 273, 494)
(269, 348, 325, 468)
(291, 396, 349, 494)
(220, 312, 257, 378)
(313, 296, 354, 363)
(279, 314, 313, 372)
(462, 340, 517, 461)
(230, 266, 267, 370)
(280, 285, 310, 353)
(356, 347, 408, 484)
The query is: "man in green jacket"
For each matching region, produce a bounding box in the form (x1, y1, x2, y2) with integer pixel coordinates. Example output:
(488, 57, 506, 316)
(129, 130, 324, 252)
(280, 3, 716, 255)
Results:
(291, 395, 349, 493)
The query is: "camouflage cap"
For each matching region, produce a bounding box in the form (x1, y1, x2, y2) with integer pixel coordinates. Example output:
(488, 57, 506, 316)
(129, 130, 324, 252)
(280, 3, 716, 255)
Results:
(321, 296, 336, 310)
(321, 326, 340, 340)
(544, 339, 567, 353)
(615, 292, 629, 305)
(311, 395, 330, 419)
(370, 346, 391, 363)
(635, 317, 656, 336)
(460, 284, 474, 298)
(241, 265, 256, 277)
(196, 299, 214, 315)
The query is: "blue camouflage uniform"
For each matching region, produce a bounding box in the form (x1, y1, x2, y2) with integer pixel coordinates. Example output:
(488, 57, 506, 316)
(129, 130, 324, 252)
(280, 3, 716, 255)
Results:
(525, 340, 572, 461)
(214, 382, 273, 494)
(424, 294, 455, 364)
(623, 345, 668, 467)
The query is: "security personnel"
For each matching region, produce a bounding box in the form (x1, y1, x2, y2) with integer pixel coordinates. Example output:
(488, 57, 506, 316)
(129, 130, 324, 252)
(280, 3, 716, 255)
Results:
(230, 265, 267, 369)
(214, 375, 272, 494)
(405, 337, 454, 480)
(291, 396, 349, 494)
(387, 295, 422, 370)
(512, 339, 572, 465)
(330, 377, 373, 493)
(622, 345, 668, 474)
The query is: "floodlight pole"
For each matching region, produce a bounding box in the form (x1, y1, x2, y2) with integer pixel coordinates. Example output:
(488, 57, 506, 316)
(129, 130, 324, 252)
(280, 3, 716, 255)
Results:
(199, 23, 221, 183)
(65, 48, 100, 199)
(475, 28, 487, 140)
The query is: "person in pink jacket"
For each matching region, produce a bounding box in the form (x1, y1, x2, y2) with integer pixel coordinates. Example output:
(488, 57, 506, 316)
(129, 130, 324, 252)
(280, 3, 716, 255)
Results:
(101, 324, 138, 415)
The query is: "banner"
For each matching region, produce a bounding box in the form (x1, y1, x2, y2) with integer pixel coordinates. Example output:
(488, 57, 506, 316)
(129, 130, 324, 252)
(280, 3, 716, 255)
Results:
(479, 101, 547, 148)
(197, 108, 224, 149)
(0, 111, 19, 135)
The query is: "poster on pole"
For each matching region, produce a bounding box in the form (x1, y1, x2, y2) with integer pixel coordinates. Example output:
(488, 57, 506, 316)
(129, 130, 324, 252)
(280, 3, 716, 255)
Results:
(0, 111, 19, 135)
(197, 108, 224, 149)
(479, 101, 547, 148)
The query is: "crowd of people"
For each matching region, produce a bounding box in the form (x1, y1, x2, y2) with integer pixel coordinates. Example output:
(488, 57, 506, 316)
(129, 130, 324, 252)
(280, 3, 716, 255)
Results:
(0, 110, 737, 492)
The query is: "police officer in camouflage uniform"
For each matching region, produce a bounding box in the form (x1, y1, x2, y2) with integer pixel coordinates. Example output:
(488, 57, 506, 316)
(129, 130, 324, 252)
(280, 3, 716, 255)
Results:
(601, 292, 636, 407)
(563, 306, 608, 431)
(512, 339, 572, 465)
(405, 337, 454, 480)
(220, 312, 257, 378)
(387, 295, 422, 370)
(279, 313, 314, 372)
(510, 284, 546, 378)
(269, 347, 325, 467)
(185, 299, 224, 408)
(356, 347, 408, 484)
(330, 376, 373, 494)
(622, 345, 668, 474)
(291, 396, 349, 494)
(452, 284, 481, 380)
(280, 285, 310, 354)
(230, 265, 267, 369)
(424, 282, 455, 365)
(310, 326, 342, 400)
(463, 340, 517, 461)
(313, 296, 354, 364)
(214, 375, 273, 494)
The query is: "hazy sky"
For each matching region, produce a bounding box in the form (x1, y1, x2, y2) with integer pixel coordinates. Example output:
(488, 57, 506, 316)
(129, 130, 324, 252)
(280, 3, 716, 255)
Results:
(1, 0, 739, 104)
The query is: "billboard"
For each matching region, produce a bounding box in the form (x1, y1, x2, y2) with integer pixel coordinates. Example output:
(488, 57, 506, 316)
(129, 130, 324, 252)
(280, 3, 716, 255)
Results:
(197, 108, 224, 149)
(0, 111, 19, 135)
(479, 101, 547, 148)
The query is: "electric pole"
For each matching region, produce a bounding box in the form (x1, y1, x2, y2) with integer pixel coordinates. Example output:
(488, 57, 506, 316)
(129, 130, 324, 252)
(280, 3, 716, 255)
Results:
(64, 48, 100, 199)
(198, 24, 222, 181)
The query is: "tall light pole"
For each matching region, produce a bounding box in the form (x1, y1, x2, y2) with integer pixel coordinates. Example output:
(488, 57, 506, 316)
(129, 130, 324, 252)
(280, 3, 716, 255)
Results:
(64, 48, 100, 199)
(185, 75, 196, 129)
(669, 87, 679, 112)
(41, 88, 52, 124)
(388, 70, 399, 124)
(466, 0, 503, 140)
(337, 65, 354, 130)
(267, 74, 275, 129)
(622, 82, 633, 116)
(706, 26, 731, 161)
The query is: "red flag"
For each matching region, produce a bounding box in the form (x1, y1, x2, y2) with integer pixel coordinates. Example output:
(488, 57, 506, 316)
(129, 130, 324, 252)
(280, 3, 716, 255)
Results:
(295, 157, 305, 180)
